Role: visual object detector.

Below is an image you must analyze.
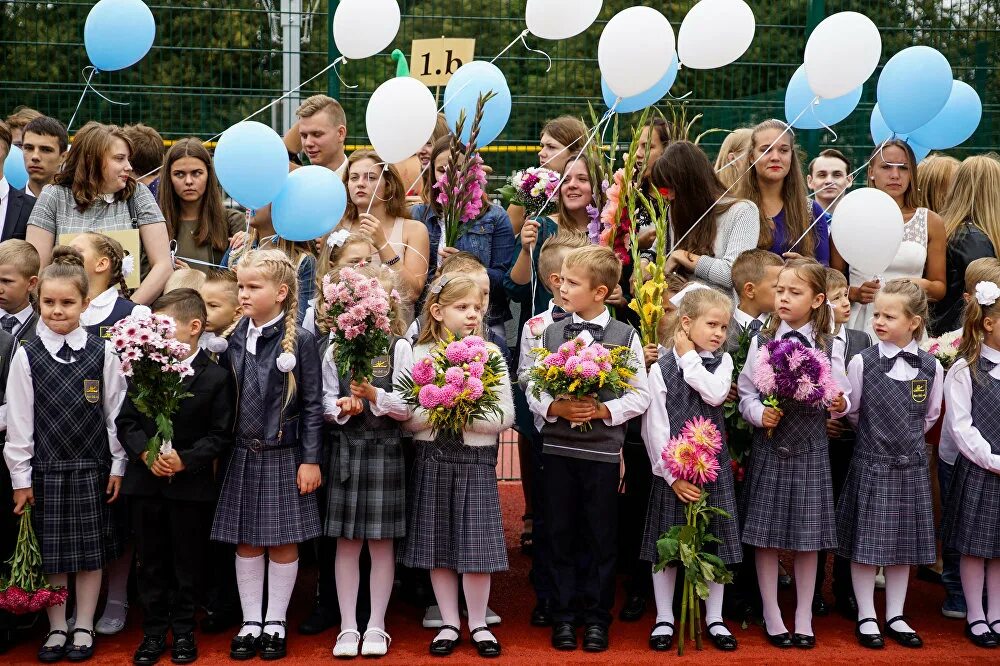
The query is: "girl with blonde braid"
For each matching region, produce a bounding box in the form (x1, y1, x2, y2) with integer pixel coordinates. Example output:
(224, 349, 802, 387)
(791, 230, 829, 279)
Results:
(210, 249, 324, 660)
(71, 233, 139, 340)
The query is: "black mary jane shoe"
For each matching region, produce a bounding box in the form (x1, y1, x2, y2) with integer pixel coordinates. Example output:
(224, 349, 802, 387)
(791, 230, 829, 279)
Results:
(965, 620, 999, 648)
(855, 618, 884, 649)
(230, 622, 262, 661)
(66, 628, 96, 662)
(582, 624, 608, 652)
(38, 629, 69, 663)
(170, 633, 198, 664)
(648, 622, 674, 651)
(884, 616, 922, 648)
(132, 634, 168, 665)
(259, 622, 287, 660)
(764, 627, 793, 649)
(470, 627, 501, 658)
(429, 624, 461, 656)
(706, 622, 737, 651)
(791, 633, 816, 649)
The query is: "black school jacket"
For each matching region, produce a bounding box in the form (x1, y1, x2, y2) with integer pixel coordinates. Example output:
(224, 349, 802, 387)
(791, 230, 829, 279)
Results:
(117, 351, 234, 501)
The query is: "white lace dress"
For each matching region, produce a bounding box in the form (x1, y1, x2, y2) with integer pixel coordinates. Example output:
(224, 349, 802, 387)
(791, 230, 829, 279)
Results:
(848, 208, 928, 335)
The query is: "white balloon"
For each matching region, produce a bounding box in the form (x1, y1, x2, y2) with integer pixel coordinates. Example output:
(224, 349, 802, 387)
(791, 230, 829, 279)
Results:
(333, 0, 400, 60)
(678, 0, 755, 70)
(830, 188, 904, 276)
(599, 7, 674, 99)
(366, 77, 437, 164)
(526, 0, 602, 40)
(804, 11, 881, 99)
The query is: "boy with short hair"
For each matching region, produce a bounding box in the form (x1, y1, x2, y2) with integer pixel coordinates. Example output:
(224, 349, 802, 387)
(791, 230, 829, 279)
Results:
(21, 116, 68, 199)
(727, 249, 783, 352)
(808, 149, 854, 214)
(200, 269, 240, 335)
(123, 124, 166, 195)
(117, 289, 234, 665)
(0, 239, 40, 347)
(527, 245, 650, 652)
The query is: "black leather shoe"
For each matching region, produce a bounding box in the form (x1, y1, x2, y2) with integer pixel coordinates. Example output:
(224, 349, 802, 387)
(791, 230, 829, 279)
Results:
(855, 618, 884, 649)
(259, 622, 287, 660)
(966, 620, 999, 648)
(551, 623, 576, 651)
(66, 628, 96, 662)
(429, 624, 461, 656)
(298, 605, 338, 635)
(470, 627, 501, 658)
(707, 622, 737, 651)
(582, 624, 608, 652)
(836, 594, 859, 619)
(132, 634, 167, 665)
(200, 609, 241, 634)
(530, 600, 553, 627)
(230, 622, 261, 661)
(170, 633, 197, 664)
(764, 628, 793, 648)
(885, 616, 922, 648)
(812, 595, 830, 616)
(38, 630, 69, 663)
(648, 622, 674, 651)
(792, 633, 816, 649)
(619, 594, 647, 622)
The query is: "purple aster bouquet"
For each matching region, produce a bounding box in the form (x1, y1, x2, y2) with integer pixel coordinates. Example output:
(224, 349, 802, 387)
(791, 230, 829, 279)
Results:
(751, 338, 841, 437)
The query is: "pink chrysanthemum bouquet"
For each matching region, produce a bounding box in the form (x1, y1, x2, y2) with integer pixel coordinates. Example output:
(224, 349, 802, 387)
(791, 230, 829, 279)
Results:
(656, 416, 734, 655)
(0, 507, 68, 614)
(322, 266, 397, 383)
(751, 338, 841, 436)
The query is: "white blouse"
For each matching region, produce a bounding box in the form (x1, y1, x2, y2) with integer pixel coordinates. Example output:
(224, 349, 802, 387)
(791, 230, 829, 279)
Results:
(844, 340, 943, 432)
(944, 344, 1000, 473)
(321, 337, 414, 424)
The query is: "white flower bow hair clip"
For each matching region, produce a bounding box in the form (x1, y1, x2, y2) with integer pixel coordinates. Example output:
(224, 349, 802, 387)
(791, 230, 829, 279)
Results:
(121, 254, 136, 279)
(976, 281, 1000, 307)
(327, 229, 350, 250)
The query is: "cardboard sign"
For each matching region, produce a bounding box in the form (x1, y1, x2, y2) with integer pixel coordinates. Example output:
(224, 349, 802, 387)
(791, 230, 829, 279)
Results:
(410, 38, 476, 87)
(59, 229, 142, 290)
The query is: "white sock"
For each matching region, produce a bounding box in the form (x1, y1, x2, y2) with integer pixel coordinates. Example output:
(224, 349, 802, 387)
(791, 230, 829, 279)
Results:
(264, 559, 299, 639)
(235, 553, 265, 637)
(706, 582, 730, 636)
(756, 549, 787, 635)
(851, 562, 879, 635)
(651, 567, 676, 637)
(986, 559, 1000, 626)
(463, 573, 494, 642)
(793, 551, 818, 636)
(335, 539, 362, 633)
(961, 555, 987, 634)
(44, 573, 69, 647)
(99, 544, 133, 624)
(74, 570, 103, 648)
(884, 565, 913, 632)
(368, 539, 395, 633)
(430, 569, 460, 642)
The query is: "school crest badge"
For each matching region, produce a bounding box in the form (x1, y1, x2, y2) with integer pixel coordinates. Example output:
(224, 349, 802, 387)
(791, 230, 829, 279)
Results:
(911, 379, 928, 404)
(371, 354, 390, 379)
(84, 380, 100, 404)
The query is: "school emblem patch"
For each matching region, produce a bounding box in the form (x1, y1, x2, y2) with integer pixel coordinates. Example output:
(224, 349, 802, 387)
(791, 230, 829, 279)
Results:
(911, 379, 928, 404)
(371, 354, 390, 379)
(84, 380, 100, 404)
(99, 326, 112, 339)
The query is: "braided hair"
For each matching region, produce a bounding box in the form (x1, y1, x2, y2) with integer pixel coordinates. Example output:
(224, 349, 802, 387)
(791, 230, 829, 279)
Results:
(79, 232, 129, 294)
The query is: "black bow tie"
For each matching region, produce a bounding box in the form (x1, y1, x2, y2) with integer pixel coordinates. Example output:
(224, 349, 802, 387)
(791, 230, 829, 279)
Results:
(747, 318, 764, 333)
(979, 357, 997, 374)
(56, 342, 73, 362)
(782, 330, 811, 347)
(551, 306, 569, 322)
(882, 350, 922, 372)
(564, 321, 605, 341)
(1, 315, 18, 334)
(702, 354, 724, 373)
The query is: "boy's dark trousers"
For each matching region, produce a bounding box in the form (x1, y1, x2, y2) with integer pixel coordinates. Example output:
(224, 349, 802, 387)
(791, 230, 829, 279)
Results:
(816, 427, 856, 603)
(618, 431, 653, 604)
(527, 428, 555, 605)
(543, 453, 619, 628)
(937, 460, 964, 601)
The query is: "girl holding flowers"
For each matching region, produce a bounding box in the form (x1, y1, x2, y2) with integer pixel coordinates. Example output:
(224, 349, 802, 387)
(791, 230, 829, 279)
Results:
(212, 249, 324, 661)
(4, 247, 128, 661)
(400, 274, 514, 659)
(737, 258, 850, 648)
(641, 287, 741, 652)
(835, 279, 943, 649)
(321, 264, 412, 659)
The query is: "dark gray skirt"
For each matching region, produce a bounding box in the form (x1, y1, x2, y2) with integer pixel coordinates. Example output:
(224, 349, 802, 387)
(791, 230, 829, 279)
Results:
(943, 454, 1000, 559)
(324, 429, 406, 540)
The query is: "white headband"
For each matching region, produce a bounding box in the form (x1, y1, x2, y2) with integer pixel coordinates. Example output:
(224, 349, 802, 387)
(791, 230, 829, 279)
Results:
(669, 282, 713, 308)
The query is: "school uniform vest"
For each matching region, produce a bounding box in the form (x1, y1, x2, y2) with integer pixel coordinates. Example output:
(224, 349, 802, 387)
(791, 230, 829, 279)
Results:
(337, 337, 401, 434)
(844, 328, 873, 363)
(85, 297, 134, 340)
(539, 317, 635, 464)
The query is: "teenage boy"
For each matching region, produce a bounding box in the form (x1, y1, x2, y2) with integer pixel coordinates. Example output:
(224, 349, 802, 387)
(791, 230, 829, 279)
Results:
(123, 124, 166, 198)
(528, 245, 650, 653)
(118, 289, 234, 665)
(21, 116, 68, 199)
(807, 149, 854, 214)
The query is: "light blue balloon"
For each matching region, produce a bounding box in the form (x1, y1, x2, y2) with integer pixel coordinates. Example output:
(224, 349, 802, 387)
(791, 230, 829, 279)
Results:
(785, 64, 861, 130)
(3, 146, 28, 190)
(909, 139, 931, 163)
(909, 80, 982, 150)
(602, 55, 678, 113)
(214, 121, 289, 209)
(443, 61, 512, 147)
(84, 0, 156, 72)
(876, 46, 952, 135)
(870, 104, 898, 145)
(272, 166, 347, 242)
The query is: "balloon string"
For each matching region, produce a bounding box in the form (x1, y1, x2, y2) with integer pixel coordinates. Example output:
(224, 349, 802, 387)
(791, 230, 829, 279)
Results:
(518, 32, 552, 72)
(666, 90, 693, 100)
(715, 150, 748, 175)
(364, 164, 388, 215)
(333, 56, 358, 90)
(809, 98, 839, 142)
(491, 29, 530, 63)
(67, 67, 129, 133)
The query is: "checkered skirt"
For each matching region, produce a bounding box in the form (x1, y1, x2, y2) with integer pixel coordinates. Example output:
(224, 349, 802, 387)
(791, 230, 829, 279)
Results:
(400, 433, 508, 573)
(836, 352, 936, 565)
(324, 428, 406, 540)
(741, 400, 837, 551)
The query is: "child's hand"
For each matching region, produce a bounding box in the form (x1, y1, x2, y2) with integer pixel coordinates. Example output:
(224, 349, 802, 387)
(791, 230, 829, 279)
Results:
(150, 455, 173, 478)
(643, 343, 659, 369)
(350, 380, 378, 403)
(161, 450, 185, 473)
(12, 488, 33, 515)
(548, 398, 597, 423)
(671, 479, 702, 503)
(297, 463, 322, 495)
(106, 476, 122, 503)
(826, 418, 845, 439)
(727, 381, 738, 402)
(674, 329, 695, 356)
(520, 219, 540, 247)
(828, 393, 847, 414)
(606, 284, 627, 307)
(592, 401, 612, 421)
(335, 396, 364, 417)
(762, 407, 783, 429)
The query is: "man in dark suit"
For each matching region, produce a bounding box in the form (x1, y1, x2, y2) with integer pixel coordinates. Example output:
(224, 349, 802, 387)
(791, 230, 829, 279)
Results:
(0, 122, 35, 242)
(116, 289, 234, 665)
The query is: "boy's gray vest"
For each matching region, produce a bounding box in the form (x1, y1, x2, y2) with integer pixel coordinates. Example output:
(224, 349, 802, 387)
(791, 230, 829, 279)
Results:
(540, 318, 636, 464)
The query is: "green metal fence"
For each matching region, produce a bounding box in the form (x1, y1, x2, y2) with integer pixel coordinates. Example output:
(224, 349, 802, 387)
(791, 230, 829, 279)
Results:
(2, 0, 996, 178)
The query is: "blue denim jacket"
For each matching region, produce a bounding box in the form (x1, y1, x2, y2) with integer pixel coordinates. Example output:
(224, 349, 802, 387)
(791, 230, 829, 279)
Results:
(412, 203, 515, 326)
